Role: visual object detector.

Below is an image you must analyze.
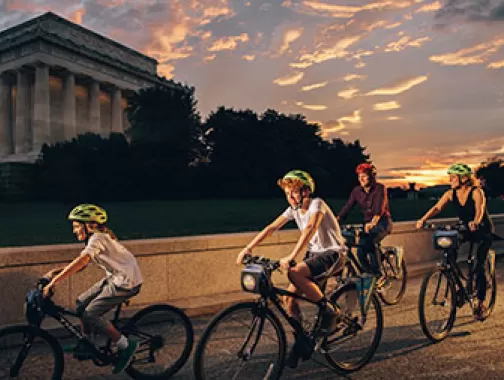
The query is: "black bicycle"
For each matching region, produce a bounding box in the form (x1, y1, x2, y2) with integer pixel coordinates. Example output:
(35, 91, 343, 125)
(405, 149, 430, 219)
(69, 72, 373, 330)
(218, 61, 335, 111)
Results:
(193, 255, 383, 379)
(0, 278, 194, 379)
(418, 222, 497, 343)
(341, 225, 408, 305)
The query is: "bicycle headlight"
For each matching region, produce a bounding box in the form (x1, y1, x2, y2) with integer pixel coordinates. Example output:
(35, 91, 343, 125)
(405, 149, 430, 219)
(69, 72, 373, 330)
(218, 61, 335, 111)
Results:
(436, 237, 453, 249)
(242, 274, 256, 292)
(241, 264, 270, 294)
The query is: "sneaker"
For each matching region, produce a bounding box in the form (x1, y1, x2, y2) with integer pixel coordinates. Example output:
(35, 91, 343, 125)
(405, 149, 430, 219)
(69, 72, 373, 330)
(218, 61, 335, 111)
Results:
(474, 304, 488, 322)
(319, 303, 341, 335)
(112, 339, 138, 374)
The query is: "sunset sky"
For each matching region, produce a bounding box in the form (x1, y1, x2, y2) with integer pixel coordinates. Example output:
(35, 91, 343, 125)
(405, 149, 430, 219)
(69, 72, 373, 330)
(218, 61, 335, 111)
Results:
(1, 0, 504, 187)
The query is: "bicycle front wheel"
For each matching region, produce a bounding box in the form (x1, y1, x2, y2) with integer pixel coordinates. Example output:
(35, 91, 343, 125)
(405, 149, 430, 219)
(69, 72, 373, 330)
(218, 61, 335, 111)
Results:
(0, 324, 64, 380)
(193, 301, 286, 380)
(379, 252, 408, 305)
(324, 282, 383, 374)
(418, 269, 456, 343)
(124, 304, 194, 380)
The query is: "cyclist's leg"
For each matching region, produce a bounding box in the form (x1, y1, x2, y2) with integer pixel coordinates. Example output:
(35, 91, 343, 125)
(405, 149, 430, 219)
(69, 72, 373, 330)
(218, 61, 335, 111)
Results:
(76, 278, 108, 335)
(363, 219, 391, 277)
(475, 234, 492, 304)
(284, 283, 302, 323)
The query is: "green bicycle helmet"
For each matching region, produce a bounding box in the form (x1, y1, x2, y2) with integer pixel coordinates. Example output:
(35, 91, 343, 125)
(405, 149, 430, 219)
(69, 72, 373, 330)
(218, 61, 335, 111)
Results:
(281, 170, 315, 193)
(68, 204, 108, 225)
(447, 163, 472, 176)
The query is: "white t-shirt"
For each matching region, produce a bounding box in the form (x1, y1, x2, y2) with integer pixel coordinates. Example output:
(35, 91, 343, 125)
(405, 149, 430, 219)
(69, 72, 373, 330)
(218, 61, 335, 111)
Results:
(81, 232, 143, 289)
(282, 198, 346, 254)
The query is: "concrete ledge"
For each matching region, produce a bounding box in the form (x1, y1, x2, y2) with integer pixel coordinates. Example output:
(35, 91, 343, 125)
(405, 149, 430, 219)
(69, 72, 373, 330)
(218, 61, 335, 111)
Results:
(0, 215, 503, 326)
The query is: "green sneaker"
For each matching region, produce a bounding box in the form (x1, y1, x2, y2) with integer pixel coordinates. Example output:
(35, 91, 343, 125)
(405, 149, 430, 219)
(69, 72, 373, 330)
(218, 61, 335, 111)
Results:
(112, 339, 138, 374)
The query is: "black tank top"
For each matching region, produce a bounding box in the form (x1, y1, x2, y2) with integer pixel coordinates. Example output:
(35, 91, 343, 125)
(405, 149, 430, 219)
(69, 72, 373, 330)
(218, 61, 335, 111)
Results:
(451, 187, 492, 232)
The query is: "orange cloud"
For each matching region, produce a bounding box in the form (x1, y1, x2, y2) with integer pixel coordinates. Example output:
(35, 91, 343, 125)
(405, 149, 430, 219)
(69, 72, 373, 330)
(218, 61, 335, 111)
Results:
(355, 61, 366, 68)
(373, 101, 401, 111)
(301, 81, 329, 91)
(208, 33, 250, 51)
(384, 36, 431, 52)
(295, 101, 328, 110)
(488, 60, 504, 69)
(203, 54, 216, 63)
(387, 116, 403, 120)
(242, 54, 256, 61)
(279, 28, 304, 54)
(297, 35, 362, 64)
(201, 6, 233, 25)
(320, 109, 362, 138)
(430, 36, 504, 66)
(290, 61, 313, 69)
(343, 73, 367, 81)
(415, 1, 442, 13)
(338, 88, 360, 99)
(273, 71, 304, 86)
(68, 7, 85, 24)
(366, 75, 428, 95)
(296, 0, 416, 19)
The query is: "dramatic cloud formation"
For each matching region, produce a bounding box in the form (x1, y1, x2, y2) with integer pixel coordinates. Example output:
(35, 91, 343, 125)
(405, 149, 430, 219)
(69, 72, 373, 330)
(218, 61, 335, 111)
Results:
(338, 88, 360, 99)
(301, 81, 329, 91)
(295, 35, 362, 65)
(279, 28, 304, 54)
(273, 71, 304, 86)
(366, 75, 428, 95)
(320, 110, 362, 138)
(295, 101, 328, 110)
(343, 73, 367, 81)
(384, 35, 431, 52)
(416, 1, 443, 13)
(429, 36, 504, 66)
(374, 101, 401, 111)
(208, 33, 249, 51)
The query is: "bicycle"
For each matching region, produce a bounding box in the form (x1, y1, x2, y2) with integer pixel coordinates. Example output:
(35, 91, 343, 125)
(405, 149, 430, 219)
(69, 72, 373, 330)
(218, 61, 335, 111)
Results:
(0, 278, 194, 379)
(193, 254, 383, 379)
(340, 225, 408, 305)
(418, 222, 497, 343)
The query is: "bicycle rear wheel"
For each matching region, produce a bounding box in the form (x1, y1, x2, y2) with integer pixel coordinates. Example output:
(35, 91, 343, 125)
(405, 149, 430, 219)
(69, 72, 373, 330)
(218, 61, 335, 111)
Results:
(124, 304, 193, 380)
(324, 282, 383, 374)
(193, 301, 286, 380)
(0, 324, 64, 380)
(418, 269, 456, 343)
(379, 251, 407, 305)
(479, 252, 497, 320)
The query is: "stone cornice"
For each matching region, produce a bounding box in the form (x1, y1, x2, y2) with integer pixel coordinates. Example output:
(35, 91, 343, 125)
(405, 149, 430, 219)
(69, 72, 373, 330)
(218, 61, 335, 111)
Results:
(0, 12, 157, 71)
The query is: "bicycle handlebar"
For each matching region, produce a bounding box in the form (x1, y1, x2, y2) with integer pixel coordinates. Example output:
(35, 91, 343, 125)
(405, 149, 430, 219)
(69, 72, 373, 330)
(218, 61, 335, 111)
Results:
(242, 254, 296, 271)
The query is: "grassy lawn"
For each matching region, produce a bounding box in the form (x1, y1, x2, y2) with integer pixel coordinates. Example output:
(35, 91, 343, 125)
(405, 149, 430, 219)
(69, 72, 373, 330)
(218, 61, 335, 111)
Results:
(1, 198, 504, 247)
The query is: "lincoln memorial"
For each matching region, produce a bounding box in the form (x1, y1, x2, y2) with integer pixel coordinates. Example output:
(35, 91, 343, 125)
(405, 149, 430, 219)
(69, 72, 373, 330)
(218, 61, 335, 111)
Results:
(0, 11, 178, 162)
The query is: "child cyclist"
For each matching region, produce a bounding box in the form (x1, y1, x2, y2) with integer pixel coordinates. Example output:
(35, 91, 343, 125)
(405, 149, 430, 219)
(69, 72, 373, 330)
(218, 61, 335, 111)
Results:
(43, 204, 143, 374)
(236, 170, 347, 368)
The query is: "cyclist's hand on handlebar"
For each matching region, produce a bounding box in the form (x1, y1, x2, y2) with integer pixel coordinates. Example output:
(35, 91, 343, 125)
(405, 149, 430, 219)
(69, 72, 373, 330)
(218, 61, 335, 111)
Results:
(237, 247, 252, 265)
(468, 221, 478, 232)
(43, 281, 55, 298)
(415, 220, 425, 229)
(279, 257, 296, 270)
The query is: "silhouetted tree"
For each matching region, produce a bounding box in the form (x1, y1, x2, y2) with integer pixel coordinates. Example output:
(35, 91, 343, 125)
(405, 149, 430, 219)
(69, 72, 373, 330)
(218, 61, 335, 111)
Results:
(476, 157, 504, 198)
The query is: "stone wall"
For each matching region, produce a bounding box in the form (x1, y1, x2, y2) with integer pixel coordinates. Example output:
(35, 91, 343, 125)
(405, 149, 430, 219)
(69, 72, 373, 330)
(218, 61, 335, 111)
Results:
(0, 215, 503, 326)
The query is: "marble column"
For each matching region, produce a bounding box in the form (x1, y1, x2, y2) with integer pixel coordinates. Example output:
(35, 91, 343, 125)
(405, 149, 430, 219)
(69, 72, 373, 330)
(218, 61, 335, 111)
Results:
(33, 63, 50, 151)
(62, 71, 76, 140)
(0, 73, 13, 156)
(89, 80, 100, 135)
(111, 87, 123, 134)
(15, 69, 31, 154)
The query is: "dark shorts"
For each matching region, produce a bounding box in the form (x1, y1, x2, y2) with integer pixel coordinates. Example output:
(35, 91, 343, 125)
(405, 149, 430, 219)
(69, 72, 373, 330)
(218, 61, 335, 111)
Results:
(304, 250, 343, 280)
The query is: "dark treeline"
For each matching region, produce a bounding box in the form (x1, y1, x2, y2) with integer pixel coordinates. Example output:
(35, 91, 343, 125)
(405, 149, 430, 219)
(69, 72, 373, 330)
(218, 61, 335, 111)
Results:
(36, 83, 370, 201)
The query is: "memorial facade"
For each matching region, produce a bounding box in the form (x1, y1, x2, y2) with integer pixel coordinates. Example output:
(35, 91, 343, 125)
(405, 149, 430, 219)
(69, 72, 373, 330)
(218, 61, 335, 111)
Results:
(0, 12, 178, 161)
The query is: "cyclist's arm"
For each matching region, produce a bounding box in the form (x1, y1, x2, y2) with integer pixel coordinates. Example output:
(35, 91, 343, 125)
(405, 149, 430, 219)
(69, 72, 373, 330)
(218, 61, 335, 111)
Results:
(369, 185, 388, 227)
(287, 211, 324, 261)
(419, 190, 451, 224)
(246, 215, 289, 251)
(472, 187, 486, 225)
(48, 254, 91, 287)
(338, 190, 356, 221)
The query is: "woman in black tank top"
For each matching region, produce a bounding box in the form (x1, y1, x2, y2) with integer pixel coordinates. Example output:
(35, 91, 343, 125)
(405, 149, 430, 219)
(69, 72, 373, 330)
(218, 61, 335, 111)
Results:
(416, 163, 493, 320)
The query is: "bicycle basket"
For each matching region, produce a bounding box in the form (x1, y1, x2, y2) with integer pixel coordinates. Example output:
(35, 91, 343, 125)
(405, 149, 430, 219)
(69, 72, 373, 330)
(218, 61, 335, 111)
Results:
(433, 230, 459, 250)
(241, 264, 271, 295)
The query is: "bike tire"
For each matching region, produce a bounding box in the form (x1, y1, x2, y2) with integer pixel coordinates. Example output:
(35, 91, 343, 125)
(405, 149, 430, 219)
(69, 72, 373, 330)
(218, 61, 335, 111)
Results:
(379, 254, 408, 306)
(124, 304, 194, 380)
(193, 301, 286, 380)
(0, 324, 64, 380)
(418, 269, 456, 343)
(325, 282, 383, 373)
